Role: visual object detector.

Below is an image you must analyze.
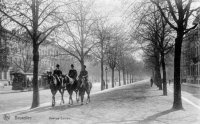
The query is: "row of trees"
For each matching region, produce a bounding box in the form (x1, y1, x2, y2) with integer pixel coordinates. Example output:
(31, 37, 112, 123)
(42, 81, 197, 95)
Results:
(127, 0, 199, 110)
(132, 2, 174, 95)
(0, 0, 143, 108)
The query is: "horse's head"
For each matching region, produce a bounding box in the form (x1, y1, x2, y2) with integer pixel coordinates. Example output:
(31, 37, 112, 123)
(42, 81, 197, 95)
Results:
(47, 73, 57, 85)
(63, 75, 70, 84)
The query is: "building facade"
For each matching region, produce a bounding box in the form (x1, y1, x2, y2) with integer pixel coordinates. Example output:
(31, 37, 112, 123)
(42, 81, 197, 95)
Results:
(0, 28, 11, 86)
(0, 36, 68, 86)
(181, 14, 200, 84)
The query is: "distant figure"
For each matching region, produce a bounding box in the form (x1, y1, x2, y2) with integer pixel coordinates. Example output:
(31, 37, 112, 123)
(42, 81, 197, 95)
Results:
(150, 78, 153, 87)
(169, 79, 171, 85)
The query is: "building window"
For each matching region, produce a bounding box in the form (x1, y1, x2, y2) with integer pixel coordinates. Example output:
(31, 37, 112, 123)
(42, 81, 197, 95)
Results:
(4, 70, 7, 80)
(0, 71, 2, 79)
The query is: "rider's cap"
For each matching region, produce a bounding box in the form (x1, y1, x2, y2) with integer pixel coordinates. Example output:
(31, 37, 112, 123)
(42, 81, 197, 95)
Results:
(56, 64, 60, 68)
(71, 64, 74, 68)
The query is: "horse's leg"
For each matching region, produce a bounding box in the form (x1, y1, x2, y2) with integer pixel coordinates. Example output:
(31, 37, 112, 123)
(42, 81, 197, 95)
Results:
(81, 90, 85, 105)
(70, 94, 73, 105)
(86, 89, 90, 104)
(59, 89, 64, 105)
(52, 89, 58, 107)
(68, 95, 71, 105)
(62, 89, 65, 104)
(76, 90, 79, 103)
(68, 90, 71, 105)
(81, 94, 84, 105)
(88, 84, 92, 103)
(79, 90, 82, 105)
(61, 88, 65, 104)
(52, 96, 54, 107)
(52, 91, 56, 107)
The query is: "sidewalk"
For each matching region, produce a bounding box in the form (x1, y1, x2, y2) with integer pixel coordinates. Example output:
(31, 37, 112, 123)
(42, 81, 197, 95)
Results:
(0, 86, 47, 94)
(182, 82, 200, 88)
(1, 80, 200, 124)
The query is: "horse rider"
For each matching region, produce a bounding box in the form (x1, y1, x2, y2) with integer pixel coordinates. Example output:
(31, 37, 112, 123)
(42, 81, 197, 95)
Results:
(78, 65, 88, 87)
(53, 64, 63, 85)
(68, 64, 78, 85)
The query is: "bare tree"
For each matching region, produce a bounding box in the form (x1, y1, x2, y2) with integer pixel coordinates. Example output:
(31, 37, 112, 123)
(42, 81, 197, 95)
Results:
(151, 0, 199, 109)
(106, 41, 118, 88)
(0, 0, 64, 108)
(135, 4, 174, 94)
(10, 43, 32, 73)
(92, 18, 111, 90)
(56, 0, 98, 71)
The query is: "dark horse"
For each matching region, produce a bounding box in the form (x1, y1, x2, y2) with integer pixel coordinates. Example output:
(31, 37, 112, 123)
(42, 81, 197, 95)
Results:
(47, 72, 65, 107)
(79, 76, 92, 105)
(63, 75, 79, 105)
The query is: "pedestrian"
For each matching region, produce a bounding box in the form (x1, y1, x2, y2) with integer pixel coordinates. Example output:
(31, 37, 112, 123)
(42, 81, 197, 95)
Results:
(150, 78, 153, 87)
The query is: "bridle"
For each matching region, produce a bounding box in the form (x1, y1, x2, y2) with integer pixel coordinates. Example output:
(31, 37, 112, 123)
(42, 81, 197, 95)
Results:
(47, 74, 57, 85)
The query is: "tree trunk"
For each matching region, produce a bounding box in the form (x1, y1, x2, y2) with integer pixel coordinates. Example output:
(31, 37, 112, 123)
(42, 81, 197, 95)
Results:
(111, 68, 114, 88)
(161, 52, 167, 95)
(130, 73, 132, 83)
(118, 70, 121, 86)
(123, 68, 126, 85)
(154, 51, 162, 90)
(173, 33, 183, 110)
(80, 58, 85, 71)
(127, 72, 129, 84)
(100, 57, 104, 90)
(31, 45, 40, 108)
(100, 39, 104, 90)
(132, 74, 134, 83)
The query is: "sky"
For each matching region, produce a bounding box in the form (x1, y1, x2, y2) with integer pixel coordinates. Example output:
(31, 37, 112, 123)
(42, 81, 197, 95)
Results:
(93, 0, 145, 61)
(93, 0, 124, 24)
(93, 0, 200, 61)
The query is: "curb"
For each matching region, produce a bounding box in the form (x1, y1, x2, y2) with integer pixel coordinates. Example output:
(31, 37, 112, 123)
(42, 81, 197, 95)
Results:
(167, 87, 200, 110)
(0, 88, 48, 94)
(182, 83, 200, 88)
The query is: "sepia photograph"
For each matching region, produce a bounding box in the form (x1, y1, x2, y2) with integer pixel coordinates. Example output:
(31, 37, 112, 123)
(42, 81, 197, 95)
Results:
(0, 0, 200, 124)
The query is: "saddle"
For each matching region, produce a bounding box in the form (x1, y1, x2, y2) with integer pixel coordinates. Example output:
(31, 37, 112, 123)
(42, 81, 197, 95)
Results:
(54, 75, 63, 86)
(66, 75, 75, 85)
(69, 77, 75, 85)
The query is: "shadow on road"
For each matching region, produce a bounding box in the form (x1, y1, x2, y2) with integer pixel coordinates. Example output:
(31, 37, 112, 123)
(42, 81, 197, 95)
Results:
(139, 109, 178, 124)
(17, 103, 83, 115)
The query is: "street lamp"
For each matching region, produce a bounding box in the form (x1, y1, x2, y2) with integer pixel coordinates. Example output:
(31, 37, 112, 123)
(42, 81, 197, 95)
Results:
(105, 67, 108, 89)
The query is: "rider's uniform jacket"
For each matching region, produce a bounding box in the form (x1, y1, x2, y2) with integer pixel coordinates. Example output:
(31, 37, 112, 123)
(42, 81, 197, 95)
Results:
(68, 69, 77, 80)
(53, 69, 62, 77)
(79, 70, 88, 80)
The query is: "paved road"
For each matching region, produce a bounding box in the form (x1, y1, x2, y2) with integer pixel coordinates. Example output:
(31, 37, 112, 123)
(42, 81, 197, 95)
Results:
(1, 80, 199, 124)
(0, 83, 101, 113)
